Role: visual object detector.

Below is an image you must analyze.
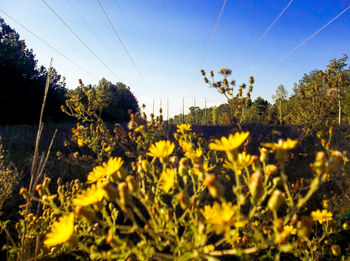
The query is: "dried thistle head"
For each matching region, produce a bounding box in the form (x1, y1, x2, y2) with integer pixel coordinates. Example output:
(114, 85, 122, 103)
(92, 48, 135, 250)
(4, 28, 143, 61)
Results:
(200, 69, 205, 76)
(218, 67, 232, 76)
(210, 70, 214, 77)
(249, 76, 254, 84)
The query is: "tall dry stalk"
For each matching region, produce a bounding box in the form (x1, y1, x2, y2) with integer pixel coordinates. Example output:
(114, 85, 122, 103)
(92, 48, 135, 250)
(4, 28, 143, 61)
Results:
(18, 59, 58, 261)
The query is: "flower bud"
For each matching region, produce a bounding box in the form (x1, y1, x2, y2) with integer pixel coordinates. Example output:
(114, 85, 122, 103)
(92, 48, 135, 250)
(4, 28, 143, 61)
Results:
(126, 175, 138, 192)
(267, 190, 285, 213)
(204, 174, 223, 199)
(343, 220, 350, 231)
(249, 170, 263, 202)
(141, 160, 152, 173)
(19, 187, 31, 200)
(331, 244, 341, 256)
(118, 182, 131, 209)
(101, 182, 118, 201)
(297, 216, 313, 238)
(265, 164, 278, 176)
(42, 177, 51, 190)
(176, 192, 190, 210)
(329, 150, 344, 172)
(273, 177, 282, 187)
(259, 147, 269, 163)
(75, 205, 98, 222)
(35, 184, 43, 196)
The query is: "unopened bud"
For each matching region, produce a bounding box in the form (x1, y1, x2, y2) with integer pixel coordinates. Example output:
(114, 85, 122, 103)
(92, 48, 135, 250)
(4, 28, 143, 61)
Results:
(297, 216, 314, 238)
(118, 182, 130, 208)
(126, 176, 138, 192)
(259, 147, 269, 163)
(102, 182, 118, 201)
(249, 170, 263, 202)
(19, 187, 31, 200)
(75, 206, 98, 222)
(331, 244, 341, 256)
(176, 192, 190, 209)
(35, 184, 43, 196)
(268, 190, 285, 213)
(141, 160, 152, 173)
(265, 164, 278, 176)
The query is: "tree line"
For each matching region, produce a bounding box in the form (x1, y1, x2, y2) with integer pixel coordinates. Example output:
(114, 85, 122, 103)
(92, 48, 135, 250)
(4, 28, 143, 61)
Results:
(170, 55, 350, 130)
(0, 17, 138, 125)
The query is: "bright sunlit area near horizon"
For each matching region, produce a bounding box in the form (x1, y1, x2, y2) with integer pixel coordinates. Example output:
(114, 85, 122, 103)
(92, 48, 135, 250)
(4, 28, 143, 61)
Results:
(1, 0, 350, 118)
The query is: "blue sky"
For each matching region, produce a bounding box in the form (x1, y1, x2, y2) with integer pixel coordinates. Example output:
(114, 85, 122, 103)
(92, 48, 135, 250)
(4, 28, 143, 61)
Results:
(1, 0, 350, 117)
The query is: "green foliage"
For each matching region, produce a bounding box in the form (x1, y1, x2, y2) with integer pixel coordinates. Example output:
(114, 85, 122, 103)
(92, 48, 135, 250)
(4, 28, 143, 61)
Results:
(0, 17, 68, 124)
(272, 85, 288, 125)
(0, 137, 18, 213)
(283, 55, 350, 132)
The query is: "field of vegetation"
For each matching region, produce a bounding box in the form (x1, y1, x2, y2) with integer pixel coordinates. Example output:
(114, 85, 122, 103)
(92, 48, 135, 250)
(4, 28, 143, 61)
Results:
(1, 15, 350, 261)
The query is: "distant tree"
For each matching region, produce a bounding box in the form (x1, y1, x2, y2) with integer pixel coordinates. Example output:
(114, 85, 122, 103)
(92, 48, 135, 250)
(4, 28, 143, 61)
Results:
(272, 85, 288, 125)
(68, 78, 139, 123)
(0, 17, 67, 124)
(244, 97, 269, 124)
(284, 55, 350, 131)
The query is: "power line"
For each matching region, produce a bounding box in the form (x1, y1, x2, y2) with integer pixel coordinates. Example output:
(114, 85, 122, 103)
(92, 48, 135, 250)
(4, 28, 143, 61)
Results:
(97, 0, 149, 90)
(65, 0, 116, 59)
(0, 8, 97, 80)
(41, 0, 120, 80)
(114, 0, 142, 54)
(234, 0, 294, 71)
(280, 5, 350, 62)
(191, 0, 227, 89)
(65, 0, 102, 43)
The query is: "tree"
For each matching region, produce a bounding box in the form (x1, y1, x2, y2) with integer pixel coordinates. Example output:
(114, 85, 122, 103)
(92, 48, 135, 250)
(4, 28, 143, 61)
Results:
(0, 17, 67, 124)
(282, 55, 350, 131)
(244, 97, 269, 124)
(68, 78, 139, 123)
(272, 85, 288, 125)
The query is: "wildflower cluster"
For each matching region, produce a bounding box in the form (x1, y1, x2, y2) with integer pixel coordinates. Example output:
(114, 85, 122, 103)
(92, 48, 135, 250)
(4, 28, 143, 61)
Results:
(2, 121, 349, 260)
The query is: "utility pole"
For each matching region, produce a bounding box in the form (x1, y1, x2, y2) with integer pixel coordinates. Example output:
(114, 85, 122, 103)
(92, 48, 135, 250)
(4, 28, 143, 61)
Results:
(205, 98, 207, 125)
(167, 98, 169, 122)
(182, 97, 184, 123)
(193, 97, 196, 125)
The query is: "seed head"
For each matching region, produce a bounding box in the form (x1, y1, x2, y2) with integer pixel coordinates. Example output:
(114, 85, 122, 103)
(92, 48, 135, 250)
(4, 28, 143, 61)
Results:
(218, 67, 232, 76)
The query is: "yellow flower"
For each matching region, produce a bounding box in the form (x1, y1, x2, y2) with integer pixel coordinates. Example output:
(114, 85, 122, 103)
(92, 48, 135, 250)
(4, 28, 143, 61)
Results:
(73, 184, 106, 206)
(201, 201, 237, 234)
(262, 139, 298, 151)
(262, 139, 298, 162)
(44, 213, 74, 247)
(209, 132, 249, 153)
(77, 137, 83, 147)
(311, 209, 333, 224)
(203, 244, 215, 253)
(135, 125, 144, 132)
(159, 168, 175, 193)
(87, 157, 124, 183)
(223, 151, 252, 174)
(179, 140, 193, 153)
(282, 225, 297, 236)
(177, 123, 192, 133)
(185, 148, 203, 160)
(147, 140, 175, 159)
